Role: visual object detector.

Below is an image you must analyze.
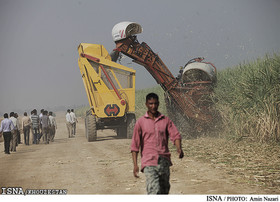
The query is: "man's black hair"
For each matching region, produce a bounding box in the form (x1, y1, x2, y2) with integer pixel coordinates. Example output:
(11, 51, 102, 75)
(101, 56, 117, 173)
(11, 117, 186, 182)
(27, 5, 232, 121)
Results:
(10, 112, 14, 117)
(146, 93, 159, 102)
(4, 113, 8, 118)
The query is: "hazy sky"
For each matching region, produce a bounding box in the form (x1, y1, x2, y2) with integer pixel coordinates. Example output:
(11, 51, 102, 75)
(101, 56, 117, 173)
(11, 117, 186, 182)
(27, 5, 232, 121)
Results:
(0, 0, 279, 114)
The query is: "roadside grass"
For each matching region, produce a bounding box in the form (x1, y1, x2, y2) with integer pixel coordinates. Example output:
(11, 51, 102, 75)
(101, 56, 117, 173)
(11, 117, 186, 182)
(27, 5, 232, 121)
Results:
(212, 53, 280, 143)
(75, 105, 89, 117)
(181, 137, 280, 193)
(186, 53, 280, 192)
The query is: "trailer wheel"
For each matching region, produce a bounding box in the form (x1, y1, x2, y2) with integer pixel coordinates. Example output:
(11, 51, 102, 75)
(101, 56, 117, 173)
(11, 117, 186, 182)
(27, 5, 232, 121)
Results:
(126, 113, 136, 139)
(85, 114, 97, 142)
(117, 126, 126, 138)
(117, 113, 136, 139)
(85, 117, 87, 138)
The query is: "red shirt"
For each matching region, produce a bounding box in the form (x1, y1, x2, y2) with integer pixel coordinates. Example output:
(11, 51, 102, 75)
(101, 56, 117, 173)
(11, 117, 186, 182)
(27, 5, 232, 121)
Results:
(131, 112, 181, 171)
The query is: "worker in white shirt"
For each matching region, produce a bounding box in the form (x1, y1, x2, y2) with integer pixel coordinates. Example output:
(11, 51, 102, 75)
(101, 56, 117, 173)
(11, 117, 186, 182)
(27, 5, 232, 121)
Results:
(39, 109, 44, 142)
(49, 111, 57, 142)
(15, 113, 22, 145)
(9, 112, 18, 152)
(70, 109, 78, 136)
(0, 113, 15, 154)
(66, 109, 73, 138)
(22, 112, 32, 145)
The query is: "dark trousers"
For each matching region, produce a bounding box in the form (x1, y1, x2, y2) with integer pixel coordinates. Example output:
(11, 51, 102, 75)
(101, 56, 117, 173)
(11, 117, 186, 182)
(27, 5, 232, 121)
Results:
(10, 130, 17, 152)
(42, 127, 49, 144)
(72, 122, 76, 135)
(3, 132, 12, 154)
(23, 126, 30, 145)
(17, 129, 21, 144)
(49, 125, 56, 142)
(33, 128, 39, 144)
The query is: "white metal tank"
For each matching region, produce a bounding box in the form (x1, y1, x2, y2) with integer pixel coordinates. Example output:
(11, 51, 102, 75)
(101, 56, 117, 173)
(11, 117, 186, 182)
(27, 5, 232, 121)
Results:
(112, 21, 143, 42)
(182, 60, 217, 83)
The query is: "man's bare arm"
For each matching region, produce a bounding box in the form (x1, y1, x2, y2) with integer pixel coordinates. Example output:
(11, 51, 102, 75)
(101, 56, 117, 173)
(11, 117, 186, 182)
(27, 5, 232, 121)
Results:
(132, 151, 139, 178)
(174, 139, 184, 158)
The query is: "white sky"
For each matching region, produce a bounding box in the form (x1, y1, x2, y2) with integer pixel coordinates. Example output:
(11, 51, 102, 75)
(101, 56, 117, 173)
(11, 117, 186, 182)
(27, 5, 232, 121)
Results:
(0, 0, 279, 114)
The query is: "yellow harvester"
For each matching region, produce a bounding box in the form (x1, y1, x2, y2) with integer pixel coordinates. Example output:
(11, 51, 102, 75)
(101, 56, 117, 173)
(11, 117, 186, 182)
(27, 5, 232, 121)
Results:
(78, 43, 136, 141)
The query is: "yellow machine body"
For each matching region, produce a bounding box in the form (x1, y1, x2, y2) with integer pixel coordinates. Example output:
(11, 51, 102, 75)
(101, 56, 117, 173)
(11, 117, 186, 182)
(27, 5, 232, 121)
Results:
(78, 43, 135, 118)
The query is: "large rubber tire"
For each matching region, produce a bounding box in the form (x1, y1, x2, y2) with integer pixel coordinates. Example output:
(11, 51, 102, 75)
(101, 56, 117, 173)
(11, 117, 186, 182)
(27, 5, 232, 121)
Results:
(85, 114, 97, 142)
(117, 126, 126, 139)
(117, 113, 136, 139)
(126, 113, 136, 139)
(85, 117, 87, 138)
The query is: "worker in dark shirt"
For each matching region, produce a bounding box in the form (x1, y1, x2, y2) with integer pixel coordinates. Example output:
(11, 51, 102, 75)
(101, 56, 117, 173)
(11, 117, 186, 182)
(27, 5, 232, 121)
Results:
(41, 110, 50, 144)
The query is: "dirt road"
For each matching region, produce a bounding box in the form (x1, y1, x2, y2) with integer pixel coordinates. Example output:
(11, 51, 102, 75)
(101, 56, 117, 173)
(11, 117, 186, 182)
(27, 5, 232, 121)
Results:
(0, 112, 267, 194)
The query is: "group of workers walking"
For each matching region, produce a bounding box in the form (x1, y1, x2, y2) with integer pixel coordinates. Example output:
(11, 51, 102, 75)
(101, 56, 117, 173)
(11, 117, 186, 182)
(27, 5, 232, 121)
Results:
(0, 108, 79, 155)
(1, 92, 183, 195)
(0, 109, 57, 154)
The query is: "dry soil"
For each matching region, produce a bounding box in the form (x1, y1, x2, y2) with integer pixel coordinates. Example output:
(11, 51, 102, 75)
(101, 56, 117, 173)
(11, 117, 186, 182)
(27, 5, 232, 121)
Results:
(0, 112, 275, 195)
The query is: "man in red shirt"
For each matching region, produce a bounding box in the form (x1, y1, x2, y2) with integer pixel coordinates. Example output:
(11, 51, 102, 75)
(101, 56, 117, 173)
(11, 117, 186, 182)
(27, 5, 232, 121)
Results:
(131, 93, 184, 194)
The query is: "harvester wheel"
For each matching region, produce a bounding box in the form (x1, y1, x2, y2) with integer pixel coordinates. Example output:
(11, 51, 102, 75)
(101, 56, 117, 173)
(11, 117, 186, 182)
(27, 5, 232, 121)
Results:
(85, 114, 97, 142)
